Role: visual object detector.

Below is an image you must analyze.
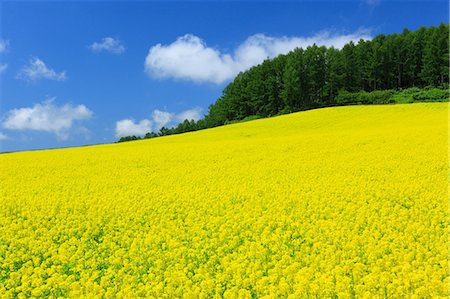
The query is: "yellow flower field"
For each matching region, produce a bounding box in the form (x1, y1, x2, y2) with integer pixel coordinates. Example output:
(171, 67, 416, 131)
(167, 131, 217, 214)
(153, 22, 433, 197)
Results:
(0, 103, 448, 298)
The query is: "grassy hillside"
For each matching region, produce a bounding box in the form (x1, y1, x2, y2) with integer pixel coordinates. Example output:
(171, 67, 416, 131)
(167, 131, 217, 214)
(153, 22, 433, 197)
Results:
(0, 103, 448, 298)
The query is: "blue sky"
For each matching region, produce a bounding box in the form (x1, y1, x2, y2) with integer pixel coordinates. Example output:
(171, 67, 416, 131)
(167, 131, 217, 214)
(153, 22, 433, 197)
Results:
(0, 0, 448, 152)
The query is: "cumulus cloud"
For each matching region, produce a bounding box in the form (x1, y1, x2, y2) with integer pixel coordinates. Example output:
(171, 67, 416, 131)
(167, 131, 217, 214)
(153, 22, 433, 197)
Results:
(0, 132, 7, 140)
(115, 119, 152, 138)
(0, 39, 9, 54)
(151, 110, 174, 130)
(2, 99, 93, 140)
(17, 57, 67, 81)
(145, 35, 235, 84)
(145, 30, 372, 84)
(115, 107, 204, 137)
(90, 37, 125, 54)
(175, 107, 203, 122)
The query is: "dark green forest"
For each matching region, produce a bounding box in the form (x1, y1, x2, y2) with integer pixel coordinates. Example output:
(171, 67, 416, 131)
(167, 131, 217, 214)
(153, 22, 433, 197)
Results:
(118, 24, 449, 142)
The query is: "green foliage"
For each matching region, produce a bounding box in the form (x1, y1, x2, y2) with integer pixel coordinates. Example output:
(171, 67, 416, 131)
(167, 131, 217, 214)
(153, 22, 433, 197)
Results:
(335, 90, 396, 105)
(420, 24, 449, 86)
(205, 23, 448, 125)
(144, 132, 158, 139)
(117, 136, 141, 143)
(411, 88, 449, 102)
(336, 87, 449, 105)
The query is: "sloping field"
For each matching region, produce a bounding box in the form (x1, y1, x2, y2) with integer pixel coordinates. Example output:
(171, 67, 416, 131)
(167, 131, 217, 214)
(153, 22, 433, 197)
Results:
(0, 103, 448, 298)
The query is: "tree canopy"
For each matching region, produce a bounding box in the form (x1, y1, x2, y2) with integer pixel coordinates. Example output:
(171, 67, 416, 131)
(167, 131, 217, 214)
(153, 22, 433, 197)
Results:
(204, 24, 449, 127)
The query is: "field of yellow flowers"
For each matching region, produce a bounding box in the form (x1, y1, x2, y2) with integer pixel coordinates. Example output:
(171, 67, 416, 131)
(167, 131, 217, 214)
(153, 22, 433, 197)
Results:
(0, 103, 448, 298)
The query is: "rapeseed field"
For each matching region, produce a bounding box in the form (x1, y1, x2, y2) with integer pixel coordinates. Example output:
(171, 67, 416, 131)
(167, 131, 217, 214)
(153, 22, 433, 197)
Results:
(0, 103, 448, 298)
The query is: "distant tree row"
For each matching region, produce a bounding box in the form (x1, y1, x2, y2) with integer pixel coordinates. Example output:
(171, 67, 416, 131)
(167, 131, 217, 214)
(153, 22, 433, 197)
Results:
(118, 24, 449, 142)
(117, 119, 202, 142)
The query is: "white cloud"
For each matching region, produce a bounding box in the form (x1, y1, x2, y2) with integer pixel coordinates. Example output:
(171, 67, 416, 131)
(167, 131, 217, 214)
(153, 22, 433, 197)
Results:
(0, 132, 7, 140)
(145, 30, 372, 84)
(2, 99, 93, 140)
(175, 107, 203, 122)
(114, 107, 204, 137)
(115, 119, 152, 138)
(0, 39, 9, 54)
(0, 64, 7, 74)
(17, 57, 67, 81)
(90, 37, 125, 54)
(151, 110, 174, 130)
(145, 34, 235, 84)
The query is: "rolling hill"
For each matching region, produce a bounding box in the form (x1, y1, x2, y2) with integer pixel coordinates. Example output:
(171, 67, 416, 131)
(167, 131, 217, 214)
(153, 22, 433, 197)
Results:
(0, 103, 447, 298)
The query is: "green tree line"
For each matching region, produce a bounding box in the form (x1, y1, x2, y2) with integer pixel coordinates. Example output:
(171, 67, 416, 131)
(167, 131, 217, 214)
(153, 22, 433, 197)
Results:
(118, 24, 449, 142)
